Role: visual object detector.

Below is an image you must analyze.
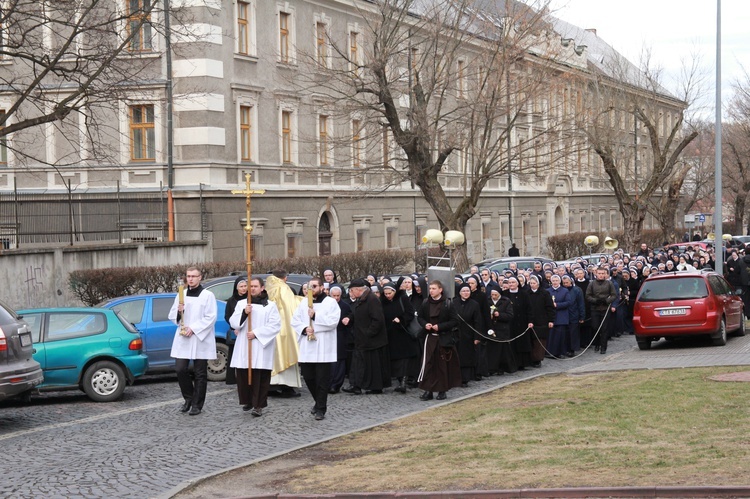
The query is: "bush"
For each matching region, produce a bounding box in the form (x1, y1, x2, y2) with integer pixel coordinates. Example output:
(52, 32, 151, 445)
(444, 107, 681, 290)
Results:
(69, 249, 417, 306)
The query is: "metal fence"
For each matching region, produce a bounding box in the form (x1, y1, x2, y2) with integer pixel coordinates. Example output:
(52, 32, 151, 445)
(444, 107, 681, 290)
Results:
(0, 187, 169, 248)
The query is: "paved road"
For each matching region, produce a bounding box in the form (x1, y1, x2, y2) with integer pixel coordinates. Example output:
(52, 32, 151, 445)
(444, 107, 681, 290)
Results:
(2, 332, 748, 499)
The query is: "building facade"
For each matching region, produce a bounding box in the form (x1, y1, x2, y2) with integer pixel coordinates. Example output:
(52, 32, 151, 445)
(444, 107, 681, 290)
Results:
(0, 0, 686, 263)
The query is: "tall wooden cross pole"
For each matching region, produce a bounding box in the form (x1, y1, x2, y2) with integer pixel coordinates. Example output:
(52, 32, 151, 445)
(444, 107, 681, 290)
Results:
(231, 173, 265, 385)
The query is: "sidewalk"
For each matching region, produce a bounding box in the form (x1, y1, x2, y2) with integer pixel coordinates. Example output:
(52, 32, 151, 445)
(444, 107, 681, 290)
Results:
(166, 333, 750, 499)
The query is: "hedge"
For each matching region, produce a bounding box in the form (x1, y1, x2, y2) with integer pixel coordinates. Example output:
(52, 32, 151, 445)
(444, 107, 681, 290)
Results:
(546, 229, 665, 261)
(69, 249, 418, 306)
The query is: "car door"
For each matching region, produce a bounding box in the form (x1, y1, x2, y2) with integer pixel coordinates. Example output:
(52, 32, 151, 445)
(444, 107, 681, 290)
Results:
(23, 312, 49, 382)
(714, 275, 743, 331)
(148, 296, 178, 370)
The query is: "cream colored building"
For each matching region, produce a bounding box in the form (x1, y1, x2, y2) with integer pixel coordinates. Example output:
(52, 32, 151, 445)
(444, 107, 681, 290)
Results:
(0, 1, 686, 261)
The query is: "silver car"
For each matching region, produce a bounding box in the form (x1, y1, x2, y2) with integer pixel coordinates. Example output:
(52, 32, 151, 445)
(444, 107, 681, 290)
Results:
(0, 299, 44, 402)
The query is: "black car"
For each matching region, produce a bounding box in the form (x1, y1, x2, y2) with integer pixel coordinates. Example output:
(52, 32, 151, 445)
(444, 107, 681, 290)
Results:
(0, 299, 44, 402)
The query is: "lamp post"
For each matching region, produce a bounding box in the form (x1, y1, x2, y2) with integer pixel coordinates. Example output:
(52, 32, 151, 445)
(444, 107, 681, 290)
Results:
(714, 0, 723, 272)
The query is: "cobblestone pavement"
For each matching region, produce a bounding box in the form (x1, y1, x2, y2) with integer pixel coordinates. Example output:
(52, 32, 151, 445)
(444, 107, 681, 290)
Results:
(2, 332, 748, 499)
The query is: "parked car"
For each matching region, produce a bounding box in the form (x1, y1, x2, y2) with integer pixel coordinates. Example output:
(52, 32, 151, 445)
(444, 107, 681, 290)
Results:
(0, 300, 44, 402)
(633, 270, 745, 350)
(475, 256, 555, 273)
(17, 307, 148, 402)
(98, 293, 231, 381)
(202, 273, 313, 300)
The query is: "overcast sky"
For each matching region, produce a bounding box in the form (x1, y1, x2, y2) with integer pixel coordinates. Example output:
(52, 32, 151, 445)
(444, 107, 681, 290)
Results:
(547, 0, 749, 118)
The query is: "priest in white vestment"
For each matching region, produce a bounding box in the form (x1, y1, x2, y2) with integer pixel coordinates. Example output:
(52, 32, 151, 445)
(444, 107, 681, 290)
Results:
(230, 277, 281, 416)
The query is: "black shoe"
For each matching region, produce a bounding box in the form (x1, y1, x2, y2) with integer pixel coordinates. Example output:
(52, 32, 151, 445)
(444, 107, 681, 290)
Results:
(242, 404, 252, 412)
(394, 385, 406, 394)
(436, 392, 447, 400)
(250, 408, 262, 417)
(180, 400, 192, 413)
(461, 382, 468, 388)
(328, 388, 340, 394)
(474, 375, 483, 381)
(566, 351, 575, 358)
(342, 386, 362, 395)
(600, 349, 607, 354)
(365, 389, 383, 394)
(310, 406, 317, 415)
(594, 345, 600, 352)
(530, 361, 542, 368)
(314, 411, 325, 421)
(419, 391, 433, 401)
(188, 407, 201, 416)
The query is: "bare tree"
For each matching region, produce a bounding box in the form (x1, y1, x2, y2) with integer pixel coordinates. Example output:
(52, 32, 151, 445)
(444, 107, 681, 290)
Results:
(0, 0, 192, 170)
(724, 72, 750, 234)
(292, 0, 559, 270)
(569, 50, 700, 251)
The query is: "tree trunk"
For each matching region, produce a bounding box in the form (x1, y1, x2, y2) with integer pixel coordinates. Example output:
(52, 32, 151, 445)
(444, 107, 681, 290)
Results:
(734, 194, 747, 235)
(621, 205, 647, 253)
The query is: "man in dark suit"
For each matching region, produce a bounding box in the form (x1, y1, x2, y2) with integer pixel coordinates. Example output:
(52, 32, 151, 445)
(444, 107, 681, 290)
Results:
(508, 243, 520, 257)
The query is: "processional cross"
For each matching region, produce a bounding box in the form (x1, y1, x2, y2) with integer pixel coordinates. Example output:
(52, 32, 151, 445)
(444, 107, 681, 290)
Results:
(231, 173, 265, 384)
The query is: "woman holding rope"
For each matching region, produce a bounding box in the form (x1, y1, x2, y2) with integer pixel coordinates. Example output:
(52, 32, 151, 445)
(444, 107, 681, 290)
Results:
(486, 288, 518, 374)
(504, 277, 532, 369)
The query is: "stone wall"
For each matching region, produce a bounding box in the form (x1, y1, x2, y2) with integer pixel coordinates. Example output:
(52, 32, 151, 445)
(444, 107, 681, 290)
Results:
(0, 241, 210, 310)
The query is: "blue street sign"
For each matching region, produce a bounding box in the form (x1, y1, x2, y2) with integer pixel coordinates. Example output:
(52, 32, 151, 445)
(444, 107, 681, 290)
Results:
(698, 214, 706, 222)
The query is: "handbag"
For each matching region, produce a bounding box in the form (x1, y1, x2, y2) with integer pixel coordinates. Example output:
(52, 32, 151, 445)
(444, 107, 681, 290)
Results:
(399, 298, 422, 339)
(438, 330, 458, 347)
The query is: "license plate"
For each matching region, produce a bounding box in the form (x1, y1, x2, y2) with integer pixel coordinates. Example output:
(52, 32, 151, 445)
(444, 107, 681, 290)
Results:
(20, 333, 31, 347)
(659, 308, 687, 316)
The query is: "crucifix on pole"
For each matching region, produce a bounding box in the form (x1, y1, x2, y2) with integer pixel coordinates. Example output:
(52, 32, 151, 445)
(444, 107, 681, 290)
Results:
(231, 172, 265, 385)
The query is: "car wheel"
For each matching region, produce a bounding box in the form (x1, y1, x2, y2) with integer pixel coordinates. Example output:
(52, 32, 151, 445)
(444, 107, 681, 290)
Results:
(637, 339, 651, 350)
(207, 342, 229, 382)
(735, 317, 747, 337)
(712, 318, 728, 346)
(82, 361, 127, 402)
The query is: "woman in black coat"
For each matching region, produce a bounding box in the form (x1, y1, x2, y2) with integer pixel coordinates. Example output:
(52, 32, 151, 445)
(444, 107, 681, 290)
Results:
(223, 276, 247, 385)
(465, 275, 491, 379)
(452, 283, 483, 386)
(486, 288, 518, 374)
(381, 282, 419, 394)
(526, 274, 555, 368)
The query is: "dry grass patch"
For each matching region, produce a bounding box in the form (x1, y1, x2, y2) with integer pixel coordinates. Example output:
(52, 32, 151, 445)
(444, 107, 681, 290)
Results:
(283, 367, 750, 493)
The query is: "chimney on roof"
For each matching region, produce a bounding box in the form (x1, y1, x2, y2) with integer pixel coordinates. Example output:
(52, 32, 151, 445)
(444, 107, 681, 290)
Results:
(585, 28, 597, 36)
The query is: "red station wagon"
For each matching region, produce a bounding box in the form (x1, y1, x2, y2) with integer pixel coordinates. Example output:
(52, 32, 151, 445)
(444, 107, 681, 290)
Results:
(633, 270, 745, 350)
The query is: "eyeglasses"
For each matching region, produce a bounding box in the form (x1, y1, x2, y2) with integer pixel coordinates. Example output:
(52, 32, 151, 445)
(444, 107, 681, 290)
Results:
(186, 274, 201, 278)
(310, 285, 319, 289)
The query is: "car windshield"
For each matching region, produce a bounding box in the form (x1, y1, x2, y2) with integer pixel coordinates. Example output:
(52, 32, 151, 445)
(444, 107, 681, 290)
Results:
(638, 278, 709, 302)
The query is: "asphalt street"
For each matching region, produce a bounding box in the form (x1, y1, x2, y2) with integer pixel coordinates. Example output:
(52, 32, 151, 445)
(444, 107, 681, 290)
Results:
(2, 332, 749, 499)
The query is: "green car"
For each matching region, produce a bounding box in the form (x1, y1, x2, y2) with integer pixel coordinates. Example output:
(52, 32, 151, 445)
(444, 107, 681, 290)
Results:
(17, 307, 149, 402)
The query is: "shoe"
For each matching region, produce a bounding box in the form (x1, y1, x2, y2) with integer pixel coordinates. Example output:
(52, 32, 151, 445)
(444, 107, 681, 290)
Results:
(250, 408, 262, 417)
(407, 380, 419, 389)
(310, 406, 317, 415)
(314, 411, 325, 421)
(342, 386, 362, 395)
(188, 407, 201, 416)
(242, 404, 252, 412)
(600, 349, 607, 355)
(180, 400, 191, 413)
(365, 389, 383, 394)
(419, 391, 433, 401)
(594, 345, 600, 352)
(436, 392, 447, 400)
(530, 361, 542, 368)
(461, 383, 468, 388)
(474, 375, 483, 381)
(566, 351, 575, 358)
(328, 388, 340, 394)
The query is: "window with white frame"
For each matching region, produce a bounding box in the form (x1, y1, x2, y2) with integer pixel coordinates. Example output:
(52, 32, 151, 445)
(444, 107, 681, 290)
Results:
(314, 15, 331, 69)
(383, 215, 401, 250)
(353, 215, 371, 252)
(129, 104, 155, 161)
(457, 59, 466, 99)
(348, 28, 359, 74)
(127, 0, 154, 53)
(352, 118, 363, 167)
(278, 7, 295, 64)
(279, 107, 297, 165)
(238, 103, 256, 162)
(236, 0, 257, 56)
(318, 114, 331, 166)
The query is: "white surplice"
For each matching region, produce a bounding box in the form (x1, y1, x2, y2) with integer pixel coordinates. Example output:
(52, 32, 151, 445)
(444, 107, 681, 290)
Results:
(168, 287, 217, 360)
(291, 295, 340, 363)
(229, 299, 281, 370)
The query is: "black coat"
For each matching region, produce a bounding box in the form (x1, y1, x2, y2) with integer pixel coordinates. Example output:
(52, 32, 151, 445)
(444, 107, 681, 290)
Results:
(452, 297, 482, 368)
(526, 287, 555, 340)
(489, 296, 514, 339)
(382, 293, 419, 360)
(351, 288, 388, 351)
(418, 295, 458, 342)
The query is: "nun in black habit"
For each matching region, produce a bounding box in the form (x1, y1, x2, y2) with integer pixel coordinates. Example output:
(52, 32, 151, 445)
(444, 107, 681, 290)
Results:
(486, 287, 518, 374)
(223, 276, 248, 385)
(452, 283, 483, 386)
